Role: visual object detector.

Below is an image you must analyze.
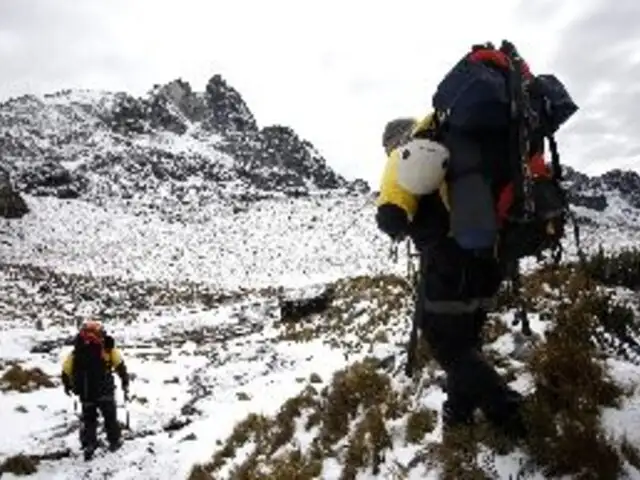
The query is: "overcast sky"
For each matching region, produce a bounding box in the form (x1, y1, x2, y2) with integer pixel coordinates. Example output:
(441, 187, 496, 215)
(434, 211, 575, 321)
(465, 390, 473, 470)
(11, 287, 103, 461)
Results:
(0, 0, 638, 186)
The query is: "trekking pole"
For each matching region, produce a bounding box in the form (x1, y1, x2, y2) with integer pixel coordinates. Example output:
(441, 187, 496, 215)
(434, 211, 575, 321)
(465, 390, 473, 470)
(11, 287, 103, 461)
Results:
(125, 405, 130, 430)
(124, 391, 130, 430)
(510, 262, 532, 336)
(404, 239, 423, 379)
(389, 240, 399, 264)
(73, 398, 82, 420)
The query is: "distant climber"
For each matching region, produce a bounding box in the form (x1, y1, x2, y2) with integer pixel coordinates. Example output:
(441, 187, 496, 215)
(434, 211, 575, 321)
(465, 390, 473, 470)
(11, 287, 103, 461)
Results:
(375, 40, 578, 441)
(61, 319, 130, 460)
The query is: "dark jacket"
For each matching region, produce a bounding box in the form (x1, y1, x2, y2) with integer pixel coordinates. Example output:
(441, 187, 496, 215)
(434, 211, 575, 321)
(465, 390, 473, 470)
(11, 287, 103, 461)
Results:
(61, 334, 129, 401)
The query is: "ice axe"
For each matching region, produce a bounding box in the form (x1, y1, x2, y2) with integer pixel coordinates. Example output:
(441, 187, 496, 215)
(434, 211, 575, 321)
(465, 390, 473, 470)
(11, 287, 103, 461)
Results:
(73, 398, 81, 420)
(119, 391, 130, 430)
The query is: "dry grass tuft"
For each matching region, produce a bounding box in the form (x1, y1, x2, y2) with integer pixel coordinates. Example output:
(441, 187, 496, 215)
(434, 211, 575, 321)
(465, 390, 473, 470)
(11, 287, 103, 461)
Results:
(0, 364, 55, 393)
(189, 359, 412, 480)
(521, 269, 625, 479)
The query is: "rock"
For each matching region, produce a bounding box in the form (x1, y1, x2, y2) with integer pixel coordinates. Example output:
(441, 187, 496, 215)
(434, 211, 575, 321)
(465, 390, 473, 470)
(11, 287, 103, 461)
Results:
(236, 391, 251, 401)
(14, 160, 87, 199)
(568, 192, 608, 211)
(162, 416, 192, 432)
(279, 286, 334, 323)
(204, 74, 258, 134)
(180, 433, 197, 442)
(601, 169, 640, 209)
(108, 93, 150, 135)
(349, 178, 371, 194)
(155, 79, 207, 123)
(564, 165, 640, 212)
(0, 167, 28, 219)
(147, 94, 188, 135)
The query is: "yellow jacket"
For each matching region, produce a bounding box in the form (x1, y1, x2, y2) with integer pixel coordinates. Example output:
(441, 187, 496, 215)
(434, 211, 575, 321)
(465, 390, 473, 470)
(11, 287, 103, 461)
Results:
(61, 346, 129, 399)
(62, 347, 125, 377)
(376, 113, 449, 220)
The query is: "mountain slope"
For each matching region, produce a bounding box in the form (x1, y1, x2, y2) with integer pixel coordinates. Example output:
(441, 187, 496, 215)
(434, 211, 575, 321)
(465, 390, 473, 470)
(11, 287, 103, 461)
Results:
(0, 76, 368, 212)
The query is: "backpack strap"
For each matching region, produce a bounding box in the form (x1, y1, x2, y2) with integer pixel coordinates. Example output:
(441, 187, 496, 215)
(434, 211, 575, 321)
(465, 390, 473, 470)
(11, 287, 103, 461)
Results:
(508, 260, 532, 336)
(547, 132, 562, 181)
(498, 40, 537, 337)
(501, 40, 537, 219)
(544, 129, 587, 268)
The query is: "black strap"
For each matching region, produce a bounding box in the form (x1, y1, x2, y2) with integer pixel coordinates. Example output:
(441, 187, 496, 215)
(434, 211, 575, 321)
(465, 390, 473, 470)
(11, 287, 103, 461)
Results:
(405, 310, 419, 378)
(405, 262, 422, 378)
(569, 209, 587, 267)
(501, 40, 535, 219)
(547, 133, 562, 181)
(506, 259, 532, 336)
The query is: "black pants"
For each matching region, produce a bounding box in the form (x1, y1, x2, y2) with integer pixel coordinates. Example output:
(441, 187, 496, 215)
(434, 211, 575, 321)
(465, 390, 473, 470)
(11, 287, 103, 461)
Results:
(79, 398, 121, 449)
(418, 238, 522, 430)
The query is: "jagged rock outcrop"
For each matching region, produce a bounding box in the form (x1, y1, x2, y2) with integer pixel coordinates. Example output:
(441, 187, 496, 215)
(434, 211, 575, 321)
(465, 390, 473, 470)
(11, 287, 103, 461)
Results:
(204, 75, 258, 135)
(153, 79, 207, 124)
(0, 167, 28, 219)
(14, 161, 85, 199)
(563, 166, 640, 213)
(227, 125, 346, 192)
(0, 74, 369, 208)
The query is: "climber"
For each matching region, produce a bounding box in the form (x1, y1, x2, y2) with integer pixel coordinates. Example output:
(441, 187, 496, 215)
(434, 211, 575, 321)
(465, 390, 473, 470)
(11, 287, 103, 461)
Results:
(375, 40, 578, 441)
(61, 319, 130, 460)
(378, 114, 518, 437)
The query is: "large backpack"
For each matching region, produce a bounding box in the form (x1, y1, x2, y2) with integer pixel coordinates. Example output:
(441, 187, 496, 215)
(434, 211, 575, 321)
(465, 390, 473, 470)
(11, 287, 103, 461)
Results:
(72, 328, 109, 401)
(431, 40, 579, 266)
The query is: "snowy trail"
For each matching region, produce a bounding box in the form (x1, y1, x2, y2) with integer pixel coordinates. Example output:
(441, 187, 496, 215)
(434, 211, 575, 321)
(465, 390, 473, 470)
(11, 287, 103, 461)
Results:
(0, 293, 357, 480)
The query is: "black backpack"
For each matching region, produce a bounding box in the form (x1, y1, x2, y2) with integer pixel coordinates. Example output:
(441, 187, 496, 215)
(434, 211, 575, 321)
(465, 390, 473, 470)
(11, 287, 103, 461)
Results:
(433, 40, 583, 337)
(431, 40, 580, 263)
(72, 332, 109, 401)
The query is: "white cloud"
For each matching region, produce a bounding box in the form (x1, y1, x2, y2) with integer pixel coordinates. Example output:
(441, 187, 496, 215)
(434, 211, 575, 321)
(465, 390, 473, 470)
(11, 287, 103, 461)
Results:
(0, 0, 636, 185)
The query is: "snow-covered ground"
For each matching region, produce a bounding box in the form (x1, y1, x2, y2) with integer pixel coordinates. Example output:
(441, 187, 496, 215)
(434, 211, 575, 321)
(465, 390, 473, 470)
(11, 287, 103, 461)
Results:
(2, 193, 639, 291)
(0, 194, 393, 290)
(3, 194, 640, 479)
(0, 282, 366, 479)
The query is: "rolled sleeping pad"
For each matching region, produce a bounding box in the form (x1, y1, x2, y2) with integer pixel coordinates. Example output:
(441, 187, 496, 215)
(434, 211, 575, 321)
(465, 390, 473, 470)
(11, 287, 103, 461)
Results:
(443, 130, 498, 251)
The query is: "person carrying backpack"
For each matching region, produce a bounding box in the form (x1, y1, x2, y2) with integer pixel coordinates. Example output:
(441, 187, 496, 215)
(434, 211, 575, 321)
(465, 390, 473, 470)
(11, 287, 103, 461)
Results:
(375, 40, 578, 441)
(61, 319, 130, 460)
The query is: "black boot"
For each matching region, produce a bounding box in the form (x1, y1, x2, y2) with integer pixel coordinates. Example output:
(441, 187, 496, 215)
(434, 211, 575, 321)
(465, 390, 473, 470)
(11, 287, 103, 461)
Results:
(108, 440, 123, 452)
(83, 443, 97, 461)
(483, 388, 527, 441)
(442, 393, 477, 434)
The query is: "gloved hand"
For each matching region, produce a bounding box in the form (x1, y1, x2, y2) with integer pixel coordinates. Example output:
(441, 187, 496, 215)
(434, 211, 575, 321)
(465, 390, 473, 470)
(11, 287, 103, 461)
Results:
(123, 389, 130, 402)
(376, 204, 409, 241)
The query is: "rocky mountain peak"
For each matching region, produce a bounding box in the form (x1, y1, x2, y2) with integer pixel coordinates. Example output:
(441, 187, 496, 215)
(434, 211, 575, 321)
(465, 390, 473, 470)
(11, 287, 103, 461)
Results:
(204, 74, 258, 135)
(0, 74, 368, 209)
(564, 165, 640, 213)
(149, 79, 207, 126)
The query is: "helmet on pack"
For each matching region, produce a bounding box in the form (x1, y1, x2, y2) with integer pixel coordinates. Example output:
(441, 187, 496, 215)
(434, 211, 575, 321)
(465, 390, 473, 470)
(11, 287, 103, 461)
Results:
(81, 319, 103, 333)
(382, 117, 416, 155)
(395, 138, 449, 195)
(78, 319, 105, 345)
